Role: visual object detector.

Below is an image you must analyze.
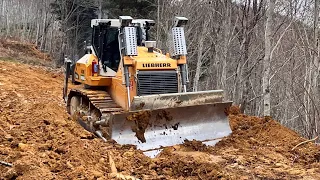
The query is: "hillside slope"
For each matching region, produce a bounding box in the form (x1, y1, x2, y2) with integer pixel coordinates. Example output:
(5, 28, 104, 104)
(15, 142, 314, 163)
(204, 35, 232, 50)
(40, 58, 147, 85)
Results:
(0, 60, 319, 179)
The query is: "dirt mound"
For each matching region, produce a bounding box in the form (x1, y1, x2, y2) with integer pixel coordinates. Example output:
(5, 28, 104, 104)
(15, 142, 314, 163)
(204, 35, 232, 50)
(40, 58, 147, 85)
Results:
(115, 106, 320, 179)
(227, 109, 320, 166)
(145, 108, 320, 179)
(0, 61, 114, 179)
(94, 112, 320, 179)
(1, 60, 319, 179)
(0, 39, 51, 65)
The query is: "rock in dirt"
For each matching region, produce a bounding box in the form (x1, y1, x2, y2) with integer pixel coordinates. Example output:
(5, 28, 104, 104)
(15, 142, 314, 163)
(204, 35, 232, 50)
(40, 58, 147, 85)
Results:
(18, 143, 29, 151)
(5, 134, 13, 141)
(4, 169, 18, 179)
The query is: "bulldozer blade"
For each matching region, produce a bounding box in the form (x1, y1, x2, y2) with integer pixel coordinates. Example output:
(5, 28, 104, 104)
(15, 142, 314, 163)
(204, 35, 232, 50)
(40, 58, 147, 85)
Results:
(130, 90, 225, 111)
(110, 101, 232, 157)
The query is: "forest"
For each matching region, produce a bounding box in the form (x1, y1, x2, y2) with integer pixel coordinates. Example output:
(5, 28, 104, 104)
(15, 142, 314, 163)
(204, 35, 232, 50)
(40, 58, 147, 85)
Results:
(0, 0, 319, 140)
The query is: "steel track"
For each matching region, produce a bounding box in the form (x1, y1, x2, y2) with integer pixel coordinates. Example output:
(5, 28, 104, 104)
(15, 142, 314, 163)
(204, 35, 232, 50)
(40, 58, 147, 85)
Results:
(67, 87, 123, 139)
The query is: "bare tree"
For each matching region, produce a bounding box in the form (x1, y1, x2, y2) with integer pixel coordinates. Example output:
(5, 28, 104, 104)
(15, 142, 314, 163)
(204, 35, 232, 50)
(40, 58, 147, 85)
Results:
(263, 0, 274, 116)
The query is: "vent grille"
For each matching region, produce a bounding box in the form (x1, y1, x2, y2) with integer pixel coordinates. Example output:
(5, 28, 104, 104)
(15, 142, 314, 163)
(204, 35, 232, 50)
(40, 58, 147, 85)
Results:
(170, 27, 187, 56)
(123, 27, 138, 56)
(137, 71, 178, 96)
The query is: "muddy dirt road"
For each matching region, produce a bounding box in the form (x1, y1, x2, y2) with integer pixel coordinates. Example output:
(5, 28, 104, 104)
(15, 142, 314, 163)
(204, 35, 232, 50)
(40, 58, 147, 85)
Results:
(0, 60, 320, 179)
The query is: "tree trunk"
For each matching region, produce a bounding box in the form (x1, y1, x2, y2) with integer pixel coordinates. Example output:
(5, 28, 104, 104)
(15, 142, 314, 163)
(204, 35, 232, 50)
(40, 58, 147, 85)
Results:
(193, 33, 204, 92)
(240, 35, 251, 113)
(221, 1, 231, 91)
(263, 0, 274, 116)
(5, 0, 10, 37)
(192, 22, 207, 92)
(98, 0, 102, 19)
(156, 0, 160, 43)
(311, 0, 319, 137)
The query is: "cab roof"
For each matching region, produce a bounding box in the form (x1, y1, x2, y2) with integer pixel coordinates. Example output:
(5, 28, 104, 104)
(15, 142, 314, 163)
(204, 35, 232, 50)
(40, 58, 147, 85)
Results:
(91, 19, 155, 28)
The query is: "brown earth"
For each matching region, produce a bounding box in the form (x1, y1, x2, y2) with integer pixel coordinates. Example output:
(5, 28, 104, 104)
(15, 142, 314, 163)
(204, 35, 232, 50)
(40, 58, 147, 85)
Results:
(0, 39, 51, 66)
(0, 59, 320, 179)
(126, 111, 152, 143)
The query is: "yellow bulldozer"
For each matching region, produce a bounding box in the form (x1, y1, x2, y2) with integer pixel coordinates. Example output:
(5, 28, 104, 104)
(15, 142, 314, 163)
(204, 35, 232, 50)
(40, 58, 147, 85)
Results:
(63, 16, 232, 157)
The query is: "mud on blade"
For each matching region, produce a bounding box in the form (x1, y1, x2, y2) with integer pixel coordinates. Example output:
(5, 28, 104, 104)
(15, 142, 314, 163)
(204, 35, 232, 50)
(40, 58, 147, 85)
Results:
(110, 102, 232, 153)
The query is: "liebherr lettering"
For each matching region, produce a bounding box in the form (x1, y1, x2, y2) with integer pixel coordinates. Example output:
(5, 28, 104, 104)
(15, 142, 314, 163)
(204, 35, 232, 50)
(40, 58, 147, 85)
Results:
(142, 63, 171, 68)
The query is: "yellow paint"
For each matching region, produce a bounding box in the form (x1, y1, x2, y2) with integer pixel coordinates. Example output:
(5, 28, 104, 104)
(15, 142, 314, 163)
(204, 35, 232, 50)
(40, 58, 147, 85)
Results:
(177, 55, 187, 64)
(123, 56, 134, 65)
(74, 54, 112, 86)
(109, 66, 137, 110)
(73, 46, 180, 111)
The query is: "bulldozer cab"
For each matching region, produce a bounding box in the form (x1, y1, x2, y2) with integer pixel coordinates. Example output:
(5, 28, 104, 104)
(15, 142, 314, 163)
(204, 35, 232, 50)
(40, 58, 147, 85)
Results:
(91, 23, 121, 72)
(90, 19, 151, 73)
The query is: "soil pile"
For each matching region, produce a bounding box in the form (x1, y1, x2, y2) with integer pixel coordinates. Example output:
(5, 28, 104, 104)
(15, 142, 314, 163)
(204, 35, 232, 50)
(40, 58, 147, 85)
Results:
(0, 61, 114, 179)
(120, 107, 320, 179)
(0, 60, 320, 179)
(0, 39, 51, 65)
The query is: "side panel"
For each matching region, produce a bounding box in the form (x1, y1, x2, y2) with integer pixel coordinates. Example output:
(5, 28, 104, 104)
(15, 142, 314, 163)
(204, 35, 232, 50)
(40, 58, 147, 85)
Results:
(74, 54, 112, 86)
(109, 66, 137, 111)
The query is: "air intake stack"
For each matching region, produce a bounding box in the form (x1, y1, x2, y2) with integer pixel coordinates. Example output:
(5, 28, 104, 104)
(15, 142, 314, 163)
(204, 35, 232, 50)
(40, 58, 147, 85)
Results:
(170, 17, 189, 92)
